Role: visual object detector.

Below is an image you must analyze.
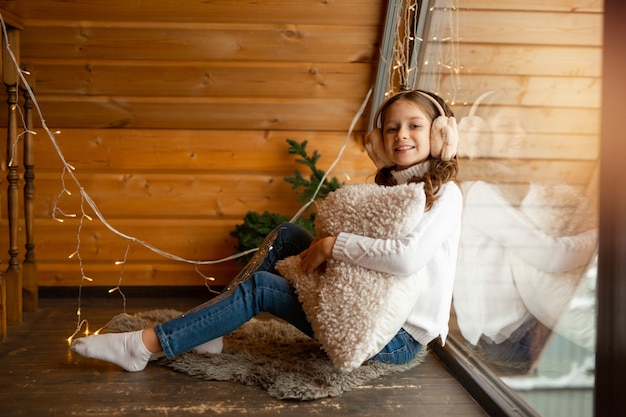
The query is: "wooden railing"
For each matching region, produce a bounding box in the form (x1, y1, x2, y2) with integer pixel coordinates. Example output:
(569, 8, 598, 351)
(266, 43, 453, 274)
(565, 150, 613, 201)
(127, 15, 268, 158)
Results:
(0, 11, 37, 341)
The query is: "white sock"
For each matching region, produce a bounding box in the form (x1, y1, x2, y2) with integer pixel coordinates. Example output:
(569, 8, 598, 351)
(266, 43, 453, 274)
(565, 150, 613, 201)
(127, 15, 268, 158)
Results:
(70, 330, 152, 372)
(192, 337, 224, 355)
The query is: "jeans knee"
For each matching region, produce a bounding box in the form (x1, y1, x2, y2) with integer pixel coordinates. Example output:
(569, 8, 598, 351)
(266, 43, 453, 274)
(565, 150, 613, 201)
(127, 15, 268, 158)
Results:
(370, 329, 422, 365)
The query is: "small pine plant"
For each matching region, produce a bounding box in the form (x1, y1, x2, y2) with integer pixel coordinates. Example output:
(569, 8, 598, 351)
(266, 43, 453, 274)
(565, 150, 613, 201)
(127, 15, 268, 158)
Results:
(230, 139, 343, 263)
(284, 139, 343, 203)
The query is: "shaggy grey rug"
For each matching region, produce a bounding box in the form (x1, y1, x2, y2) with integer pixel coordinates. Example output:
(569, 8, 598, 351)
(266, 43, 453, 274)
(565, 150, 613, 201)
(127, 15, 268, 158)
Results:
(103, 309, 427, 400)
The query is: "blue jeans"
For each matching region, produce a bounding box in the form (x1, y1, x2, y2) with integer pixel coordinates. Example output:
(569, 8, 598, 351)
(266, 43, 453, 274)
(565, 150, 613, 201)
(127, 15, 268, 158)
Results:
(155, 223, 422, 365)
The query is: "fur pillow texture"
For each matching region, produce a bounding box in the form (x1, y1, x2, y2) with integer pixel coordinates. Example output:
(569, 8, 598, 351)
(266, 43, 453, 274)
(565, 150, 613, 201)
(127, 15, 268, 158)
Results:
(276, 182, 426, 372)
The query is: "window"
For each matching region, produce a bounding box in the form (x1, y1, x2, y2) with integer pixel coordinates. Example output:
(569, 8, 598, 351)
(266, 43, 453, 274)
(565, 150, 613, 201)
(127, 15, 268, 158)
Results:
(371, 1, 626, 415)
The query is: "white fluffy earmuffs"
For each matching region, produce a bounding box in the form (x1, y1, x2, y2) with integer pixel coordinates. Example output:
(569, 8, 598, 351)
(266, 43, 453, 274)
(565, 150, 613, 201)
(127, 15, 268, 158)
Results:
(365, 90, 459, 169)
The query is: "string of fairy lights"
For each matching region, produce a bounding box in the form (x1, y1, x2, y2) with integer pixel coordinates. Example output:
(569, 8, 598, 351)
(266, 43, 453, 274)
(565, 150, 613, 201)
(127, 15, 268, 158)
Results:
(0, 15, 372, 341)
(0, 1, 461, 342)
(381, 0, 462, 103)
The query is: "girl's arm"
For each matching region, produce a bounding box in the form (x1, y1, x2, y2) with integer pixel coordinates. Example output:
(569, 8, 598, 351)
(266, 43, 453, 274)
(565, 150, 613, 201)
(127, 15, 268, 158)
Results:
(331, 182, 463, 276)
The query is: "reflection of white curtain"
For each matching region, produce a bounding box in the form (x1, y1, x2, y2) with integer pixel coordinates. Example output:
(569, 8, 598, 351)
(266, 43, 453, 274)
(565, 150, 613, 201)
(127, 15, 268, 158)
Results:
(370, 0, 462, 113)
(417, 1, 461, 101)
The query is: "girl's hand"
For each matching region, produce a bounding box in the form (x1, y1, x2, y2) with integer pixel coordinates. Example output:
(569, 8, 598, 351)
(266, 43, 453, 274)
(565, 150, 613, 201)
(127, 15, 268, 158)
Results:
(299, 236, 337, 274)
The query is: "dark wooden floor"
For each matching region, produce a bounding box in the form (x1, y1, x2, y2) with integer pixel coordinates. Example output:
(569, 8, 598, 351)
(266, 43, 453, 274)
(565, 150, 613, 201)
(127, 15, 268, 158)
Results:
(1, 296, 487, 417)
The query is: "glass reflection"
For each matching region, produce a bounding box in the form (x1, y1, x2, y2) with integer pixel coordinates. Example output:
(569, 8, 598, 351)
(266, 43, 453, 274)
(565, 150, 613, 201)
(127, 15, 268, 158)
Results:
(450, 90, 598, 416)
(392, 1, 602, 414)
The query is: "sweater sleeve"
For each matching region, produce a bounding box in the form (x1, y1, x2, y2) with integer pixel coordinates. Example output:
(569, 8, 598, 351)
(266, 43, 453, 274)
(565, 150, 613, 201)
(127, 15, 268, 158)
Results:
(463, 181, 597, 273)
(332, 182, 463, 276)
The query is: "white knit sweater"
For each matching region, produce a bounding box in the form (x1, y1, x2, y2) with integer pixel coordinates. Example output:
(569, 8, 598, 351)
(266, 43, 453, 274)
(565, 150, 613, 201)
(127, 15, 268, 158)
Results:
(331, 162, 463, 345)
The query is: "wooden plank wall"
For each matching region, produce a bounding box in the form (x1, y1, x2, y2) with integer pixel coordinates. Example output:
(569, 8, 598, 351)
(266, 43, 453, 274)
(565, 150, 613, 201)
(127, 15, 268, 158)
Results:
(0, 0, 385, 288)
(0, 0, 604, 291)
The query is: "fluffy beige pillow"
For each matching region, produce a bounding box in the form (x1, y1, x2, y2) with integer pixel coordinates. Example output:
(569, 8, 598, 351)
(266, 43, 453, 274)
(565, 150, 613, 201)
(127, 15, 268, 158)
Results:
(276, 183, 426, 371)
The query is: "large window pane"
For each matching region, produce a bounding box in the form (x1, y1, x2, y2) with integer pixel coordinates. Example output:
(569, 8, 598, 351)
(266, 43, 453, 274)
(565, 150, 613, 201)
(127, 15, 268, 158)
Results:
(416, 1, 603, 415)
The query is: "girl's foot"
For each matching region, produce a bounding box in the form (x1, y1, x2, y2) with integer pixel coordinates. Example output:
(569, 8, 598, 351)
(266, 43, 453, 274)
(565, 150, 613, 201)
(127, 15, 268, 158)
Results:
(70, 330, 152, 372)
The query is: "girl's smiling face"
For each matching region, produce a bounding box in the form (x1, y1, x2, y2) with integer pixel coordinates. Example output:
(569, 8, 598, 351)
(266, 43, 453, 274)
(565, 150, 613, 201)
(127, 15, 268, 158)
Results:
(381, 99, 432, 170)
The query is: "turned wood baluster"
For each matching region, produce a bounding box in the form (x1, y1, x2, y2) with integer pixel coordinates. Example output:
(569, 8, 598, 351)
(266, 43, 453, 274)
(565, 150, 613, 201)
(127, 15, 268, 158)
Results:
(0, 247, 4, 340)
(3, 27, 21, 325)
(22, 70, 37, 312)
(0, 156, 3, 338)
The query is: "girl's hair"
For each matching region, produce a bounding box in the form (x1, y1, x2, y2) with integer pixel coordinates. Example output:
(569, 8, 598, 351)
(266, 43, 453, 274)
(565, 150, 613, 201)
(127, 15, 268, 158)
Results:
(374, 90, 459, 211)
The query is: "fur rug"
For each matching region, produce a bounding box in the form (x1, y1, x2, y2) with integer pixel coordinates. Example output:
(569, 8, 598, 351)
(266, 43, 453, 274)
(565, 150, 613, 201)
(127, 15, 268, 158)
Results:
(102, 309, 427, 401)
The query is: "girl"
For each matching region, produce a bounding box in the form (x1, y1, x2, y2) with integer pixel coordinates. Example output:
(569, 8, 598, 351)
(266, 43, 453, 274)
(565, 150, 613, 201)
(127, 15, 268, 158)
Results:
(70, 89, 463, 372)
